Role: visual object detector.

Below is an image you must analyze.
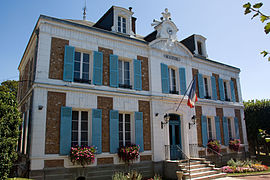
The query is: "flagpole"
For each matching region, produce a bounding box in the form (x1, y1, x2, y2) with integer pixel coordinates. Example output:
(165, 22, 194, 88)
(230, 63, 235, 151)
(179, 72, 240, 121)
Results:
(175, 77, 195, 112)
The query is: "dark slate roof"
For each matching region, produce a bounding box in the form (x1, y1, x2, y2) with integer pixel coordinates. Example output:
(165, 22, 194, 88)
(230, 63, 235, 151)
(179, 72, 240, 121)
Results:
(180, 34, 195, 54)
(144, 30, 157, 42)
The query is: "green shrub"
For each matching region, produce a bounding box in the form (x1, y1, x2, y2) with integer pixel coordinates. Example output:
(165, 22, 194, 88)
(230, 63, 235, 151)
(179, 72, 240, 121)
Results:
(112, 171, 142, 180)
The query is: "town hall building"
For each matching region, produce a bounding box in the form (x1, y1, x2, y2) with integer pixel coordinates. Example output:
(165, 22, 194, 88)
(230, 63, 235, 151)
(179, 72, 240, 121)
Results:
(17, 6, 248, 179)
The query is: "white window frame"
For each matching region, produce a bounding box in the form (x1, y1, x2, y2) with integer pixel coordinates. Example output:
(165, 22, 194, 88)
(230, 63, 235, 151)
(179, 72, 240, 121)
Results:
(119, 112, 134, 147)
(207, 117, 216, 140)
(227, 117, 234, 139)
(223, 80, 231, 101)
(117, 16, 127, 33)
(74, 50, 92, 83)
(118, 59, 132, 88)
(71, 110, 92, 146)
(203, 76, 212, 99)
(168, 67, 178, 94)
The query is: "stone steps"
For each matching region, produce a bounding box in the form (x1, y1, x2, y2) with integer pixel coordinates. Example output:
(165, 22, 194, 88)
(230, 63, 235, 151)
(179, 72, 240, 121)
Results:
(177, 158, 226, 180)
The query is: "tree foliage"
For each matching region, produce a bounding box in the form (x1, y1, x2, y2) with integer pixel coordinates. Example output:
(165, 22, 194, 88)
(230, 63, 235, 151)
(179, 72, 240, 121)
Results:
(244, 99, 270, 154)
(0, 80, 21, 179)
(243, 2, 270, 61)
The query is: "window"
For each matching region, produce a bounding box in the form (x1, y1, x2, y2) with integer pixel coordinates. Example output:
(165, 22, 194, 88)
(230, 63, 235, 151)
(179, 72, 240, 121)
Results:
(197, 41, 203, 55)
(74, 51, 90, 83)
(118, 16, 126, 33)
(168, 68, 178, 94)
(207, 117, 213, 140)
(204, 77, 211, 99)
(228, 118, 233, 139)
(72, 111, 88, 146)
(118, 60, 131, 89)
(223, 81, 230, 101)
(119, 113, 131, 147)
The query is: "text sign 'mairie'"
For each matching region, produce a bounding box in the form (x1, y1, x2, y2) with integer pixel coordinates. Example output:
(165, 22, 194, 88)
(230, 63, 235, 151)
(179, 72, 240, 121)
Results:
(163, 54, 181, 61)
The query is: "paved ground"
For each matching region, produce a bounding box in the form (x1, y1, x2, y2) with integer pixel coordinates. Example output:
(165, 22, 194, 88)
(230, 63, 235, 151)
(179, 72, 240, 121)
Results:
(219, 174, 270, 179)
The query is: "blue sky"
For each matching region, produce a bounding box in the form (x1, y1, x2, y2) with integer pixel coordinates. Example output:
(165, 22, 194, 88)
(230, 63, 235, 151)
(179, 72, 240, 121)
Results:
(0, 0, 269, 101)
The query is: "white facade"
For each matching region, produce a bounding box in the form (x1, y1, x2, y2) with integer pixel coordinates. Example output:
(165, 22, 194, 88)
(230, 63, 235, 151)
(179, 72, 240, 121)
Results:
(18, 7, 247, 176)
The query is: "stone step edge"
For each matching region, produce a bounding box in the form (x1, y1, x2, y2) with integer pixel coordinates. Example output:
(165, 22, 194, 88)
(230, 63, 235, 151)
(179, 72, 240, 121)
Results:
(188, 167, 212, 173)
(192, 173, 227, 180)
(190, 170, 219, 177)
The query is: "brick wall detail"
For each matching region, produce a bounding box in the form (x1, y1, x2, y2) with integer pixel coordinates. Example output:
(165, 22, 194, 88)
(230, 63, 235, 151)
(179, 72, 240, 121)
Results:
(44, 160, 64, 168)
(234, 109, 244, 143)
(137, 56, 149, 91)
(49, 37, 69, 80)
(231, 78, 239, 102)
(140, 155, 152, 161)
(97, 96, 113, 152)
(138, 100, 151, 150)
(216, 108, 224, 145)
(212, 73, 220, 100)
(98, 47, 113, 86)
(97, 157, 114, 165)
(45, 91, 66, 154)
(195, 106, 202, 146)
(192, 68, 199, 97)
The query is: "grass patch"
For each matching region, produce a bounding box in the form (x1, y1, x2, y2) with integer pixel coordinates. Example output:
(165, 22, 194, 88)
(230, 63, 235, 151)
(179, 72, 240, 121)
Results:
(8, 178, 32, 180)
(227, 169, 270, 177)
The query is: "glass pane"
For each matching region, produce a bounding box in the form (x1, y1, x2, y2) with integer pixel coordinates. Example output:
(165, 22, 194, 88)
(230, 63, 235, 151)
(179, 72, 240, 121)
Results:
(75, 52, 81, 62)
(72, 111, 79, 120)
(81, 122, 88, 131)
(83, 53, 89, 63)
(123, 18, 126, 23)
(119, 113, 123, 122)
(125, 132, 131, 141)
(118, 60, 123, 84)
(119, 141, 123, 147)
(123, 27, 126, 33)
(175, 125, 180, 145)
(81, 132, 88, 141)
(74, 72, 80, 80)
(119, 122, 123, 131)
(169, 125, 172, 145)
(125, 114, 130, 122)
(81, 111, 88, 120)
(119, 132, 123, 141)
(74, 62, 80, 71)
(171, 69, 176, 91)
(125, 122, 130, 131)
(82, 73, 89, 80)
(72, 141, 78, 147)
(72, 121, 78, 130)
(81, 141, 88, 146)
(83, 63, 89, 72)
(72, 132, 78, 142)
(124, 62, 130, 85)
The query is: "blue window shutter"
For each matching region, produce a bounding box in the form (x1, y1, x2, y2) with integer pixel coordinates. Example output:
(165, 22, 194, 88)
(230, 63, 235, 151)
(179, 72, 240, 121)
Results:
(92, 109, 102, 154)
(230, 80, 236, 102)
(63, 45, 75, 82)
(201, 115, 208, 147)
(234, 117, 240, 139)
(211, 76, 217, 100)
(93, 51, 103, 85)
(134, 59, 142, 90)
(223, 117, 229, 146)
(179, 67, 187, 95)
(110, 110, 119, 153)
(160, 63, 169, 93)
(135, 112, 144, 152)
(60, 106, 72, 155)
(110, 54, 118, 87)
(215, 116, 221, 143)
(218, 78, 225, 101)
(198, 73, 205, 99)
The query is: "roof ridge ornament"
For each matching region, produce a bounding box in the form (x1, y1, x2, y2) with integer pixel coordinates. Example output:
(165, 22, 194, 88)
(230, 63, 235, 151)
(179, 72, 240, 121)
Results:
(161, 8, 171, 21)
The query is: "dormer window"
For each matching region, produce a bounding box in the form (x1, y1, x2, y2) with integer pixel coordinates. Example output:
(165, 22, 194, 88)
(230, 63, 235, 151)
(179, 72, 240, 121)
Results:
(197, 41, 203, 56)
(118, 16, 126, 33)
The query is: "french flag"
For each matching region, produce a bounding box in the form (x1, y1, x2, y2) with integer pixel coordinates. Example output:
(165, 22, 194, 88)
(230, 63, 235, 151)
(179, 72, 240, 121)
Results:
(187, 79, 198, 108)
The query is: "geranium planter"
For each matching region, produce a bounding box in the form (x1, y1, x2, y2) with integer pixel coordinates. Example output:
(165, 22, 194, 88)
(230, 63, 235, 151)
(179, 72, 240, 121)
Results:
(69, 145, 96, 167)
(118, 144, 140, 164)
(229, 139, 241, 152)
(207, 139, 221, 154)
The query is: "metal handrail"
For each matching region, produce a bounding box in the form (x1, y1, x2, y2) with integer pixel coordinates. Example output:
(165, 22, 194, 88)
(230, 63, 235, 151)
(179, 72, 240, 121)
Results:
(176, 145, 191, 178)
(207, 147, 223, 157)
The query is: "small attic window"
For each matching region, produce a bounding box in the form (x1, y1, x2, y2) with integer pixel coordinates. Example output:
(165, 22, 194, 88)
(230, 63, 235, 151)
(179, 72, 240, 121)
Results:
(197, 41, 203, 56)
(118, 16, 126, 33)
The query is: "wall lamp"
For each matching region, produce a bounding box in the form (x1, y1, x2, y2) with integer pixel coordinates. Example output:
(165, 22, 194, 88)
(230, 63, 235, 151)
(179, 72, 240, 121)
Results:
(161, 113, 170, 129)
(189, 115, 196, 129)
(38, 105, 43, 110)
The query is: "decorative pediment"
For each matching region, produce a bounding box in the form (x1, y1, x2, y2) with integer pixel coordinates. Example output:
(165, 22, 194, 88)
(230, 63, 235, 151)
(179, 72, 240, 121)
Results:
(149, 39, 193, 57)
